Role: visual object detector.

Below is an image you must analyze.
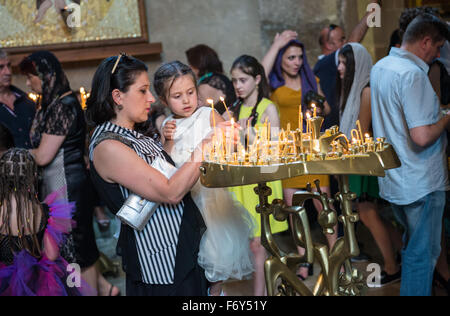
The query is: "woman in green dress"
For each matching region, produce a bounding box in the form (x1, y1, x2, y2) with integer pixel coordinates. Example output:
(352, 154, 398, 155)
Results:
(229, 55, 288, 296)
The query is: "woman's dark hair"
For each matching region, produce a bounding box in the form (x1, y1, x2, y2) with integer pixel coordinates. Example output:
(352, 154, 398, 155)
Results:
(399, 7, 440, 40)
(199, 73, 236, 115)
(337, 45, 355, 114)
(85, 54, 148, 126)
(153, 61, 197, 104)
(19, 51, 71, 110)
(230, 55, 270, 125)
(186, 45, 224, 78)
(141, 103, 167, 142)
(388, 29, 402, 54)
(0, 124, 14, 152)
(18, 57, 38, 76)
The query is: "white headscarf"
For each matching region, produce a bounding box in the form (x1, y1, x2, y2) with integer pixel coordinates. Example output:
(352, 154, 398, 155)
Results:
(339, 43, 373, 138)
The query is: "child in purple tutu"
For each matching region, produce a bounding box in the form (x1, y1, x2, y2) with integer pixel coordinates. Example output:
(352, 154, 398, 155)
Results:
(0, 148, 93, 296)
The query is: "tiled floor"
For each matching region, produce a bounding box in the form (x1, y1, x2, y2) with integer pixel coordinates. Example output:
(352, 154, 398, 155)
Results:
(94, 209, 449, 296)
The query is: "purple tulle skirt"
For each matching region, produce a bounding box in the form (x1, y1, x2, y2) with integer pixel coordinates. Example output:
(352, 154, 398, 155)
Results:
(0, 189, 95, 296)
(0, 251, 83, 296)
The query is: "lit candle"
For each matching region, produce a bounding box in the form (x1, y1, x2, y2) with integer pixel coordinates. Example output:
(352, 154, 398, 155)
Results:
(351, 129, 360, 144)
(299, 105, 302, 131)
(299, 111, 303, 133)
(229, 118, 235, 155)
(207, 99, 218, 138)
(80, 87, 87, 110)
(312, 103, 317, 117)
(247, 120, 250, 153)
(220, 96, 232, 120)
(222, 130, 226, 158)
(232, 153, 238, 164)
(264, 118, 269, 142)
(28, 93, 37, 102)
(238, 146, 246, 164)
(212, 136, 217, 159)
(306, 112, 311, 134)
(202, 141, 205, 161)
(356, 120, 364, 144)
(278, 129, 283, 155)
(291, 132, 297, 156)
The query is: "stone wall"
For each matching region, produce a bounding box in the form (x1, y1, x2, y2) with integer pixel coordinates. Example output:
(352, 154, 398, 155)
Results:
(146, 0, 263, 75)
(12, 0, 408, 93)
(258, 0, 344, 65)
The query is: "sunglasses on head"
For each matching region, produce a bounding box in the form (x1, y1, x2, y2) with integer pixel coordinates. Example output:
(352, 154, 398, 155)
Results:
(326, 24, 339, 42)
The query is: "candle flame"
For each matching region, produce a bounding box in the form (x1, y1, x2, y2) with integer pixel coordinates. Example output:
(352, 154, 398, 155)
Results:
(207, 99, 214, 105)
(365, 133, 370, 139)
(28, 93, 38, 102)
(306, 112, 311, 119)
(219, 96, 225, 102)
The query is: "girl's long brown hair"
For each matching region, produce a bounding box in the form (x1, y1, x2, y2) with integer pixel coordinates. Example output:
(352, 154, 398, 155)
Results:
(230, 55, 270, 126)
(0, 149, 43, 258)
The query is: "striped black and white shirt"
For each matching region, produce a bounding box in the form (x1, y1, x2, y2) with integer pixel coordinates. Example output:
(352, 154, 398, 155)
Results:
(89, 122, 184, 285)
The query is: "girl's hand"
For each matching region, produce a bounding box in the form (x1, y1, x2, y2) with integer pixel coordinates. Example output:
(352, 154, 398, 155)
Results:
(238, 116, 254, 130)
(163, 120, 177, 141)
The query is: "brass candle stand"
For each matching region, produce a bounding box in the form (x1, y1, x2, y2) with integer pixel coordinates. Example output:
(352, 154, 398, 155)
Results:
(200, 119, 401, 296)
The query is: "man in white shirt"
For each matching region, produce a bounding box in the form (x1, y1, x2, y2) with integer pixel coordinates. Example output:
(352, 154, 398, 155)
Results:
(371, 13, 450, 296)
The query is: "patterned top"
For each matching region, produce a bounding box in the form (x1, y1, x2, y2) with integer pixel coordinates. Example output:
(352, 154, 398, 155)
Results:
(89, 122, 185, 285)
(30, 98, 76, 148)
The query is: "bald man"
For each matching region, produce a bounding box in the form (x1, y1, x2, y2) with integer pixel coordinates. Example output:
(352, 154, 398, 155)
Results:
(314, 0, 382, 129)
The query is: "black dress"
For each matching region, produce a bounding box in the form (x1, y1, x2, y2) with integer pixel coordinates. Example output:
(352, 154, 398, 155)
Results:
(89, 123, 207, 296)
(0, 207, 48, 267)
(30, 93, 99, 268)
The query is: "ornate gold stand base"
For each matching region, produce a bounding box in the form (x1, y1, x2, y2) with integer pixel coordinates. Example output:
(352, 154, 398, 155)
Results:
(200, 142, 401, 296)
(257, 176, 366, 296)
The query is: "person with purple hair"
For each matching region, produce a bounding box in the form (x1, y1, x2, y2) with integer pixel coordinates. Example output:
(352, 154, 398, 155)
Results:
(262, 32, 336, 280)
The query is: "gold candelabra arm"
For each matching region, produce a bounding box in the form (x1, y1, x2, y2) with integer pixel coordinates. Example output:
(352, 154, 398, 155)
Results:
(265, 257, 314, 296)
(310, 116, 324, 140)
(255, 183, 284, 260)
(289, 205, 314, 265)
(327, 175, 363, 296)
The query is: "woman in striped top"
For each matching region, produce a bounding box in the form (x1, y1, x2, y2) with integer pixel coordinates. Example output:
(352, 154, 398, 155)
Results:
(86, 55, 232, 296)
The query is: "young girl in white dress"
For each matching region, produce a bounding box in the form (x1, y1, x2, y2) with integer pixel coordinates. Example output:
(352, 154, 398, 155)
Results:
(154, 61, 255, 296)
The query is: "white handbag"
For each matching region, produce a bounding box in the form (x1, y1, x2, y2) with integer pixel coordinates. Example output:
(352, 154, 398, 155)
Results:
(117, 157, 178, 231)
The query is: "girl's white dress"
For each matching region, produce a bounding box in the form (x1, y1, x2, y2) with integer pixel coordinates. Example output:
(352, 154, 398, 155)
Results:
(162, 106, 255, 282)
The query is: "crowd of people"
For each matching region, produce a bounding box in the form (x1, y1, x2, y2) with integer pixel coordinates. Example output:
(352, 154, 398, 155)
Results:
(0, 3, 449, 296)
